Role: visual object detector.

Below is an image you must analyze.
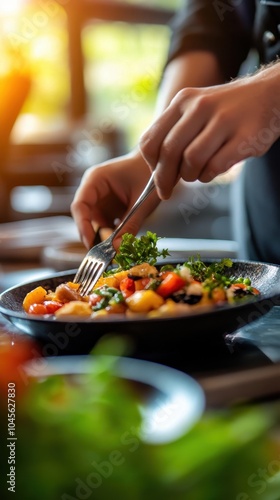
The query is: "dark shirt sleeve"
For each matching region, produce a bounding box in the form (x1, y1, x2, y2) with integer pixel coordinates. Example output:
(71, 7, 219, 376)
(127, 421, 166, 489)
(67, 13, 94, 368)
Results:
(167, 0, 254, 81)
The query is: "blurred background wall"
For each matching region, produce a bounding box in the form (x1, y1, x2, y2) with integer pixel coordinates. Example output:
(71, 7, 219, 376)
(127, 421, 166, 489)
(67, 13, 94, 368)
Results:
(0, 0, 236, 241)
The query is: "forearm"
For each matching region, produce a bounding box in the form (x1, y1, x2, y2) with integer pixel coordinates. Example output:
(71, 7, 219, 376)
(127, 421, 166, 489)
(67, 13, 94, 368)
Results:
(155, 50, 226, 115)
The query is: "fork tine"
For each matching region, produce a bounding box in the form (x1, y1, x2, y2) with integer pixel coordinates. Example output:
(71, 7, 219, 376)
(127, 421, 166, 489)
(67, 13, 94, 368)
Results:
(73, 239, 115, 295)
(79, 260, 105, 296)
(73, 257, 90, 284)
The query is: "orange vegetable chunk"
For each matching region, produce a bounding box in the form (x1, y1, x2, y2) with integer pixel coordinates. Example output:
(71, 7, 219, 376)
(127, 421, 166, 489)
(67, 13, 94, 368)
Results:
(23, 286, 47, 312)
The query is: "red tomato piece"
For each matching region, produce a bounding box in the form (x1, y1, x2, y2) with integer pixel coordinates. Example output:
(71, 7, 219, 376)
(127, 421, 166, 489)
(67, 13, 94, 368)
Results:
(43, 301, 63, 314)
(89, 294, 102, 306)
(120, 277, 135, 298)
(28, 303, 49, 315)
(156, 272, 186, 298)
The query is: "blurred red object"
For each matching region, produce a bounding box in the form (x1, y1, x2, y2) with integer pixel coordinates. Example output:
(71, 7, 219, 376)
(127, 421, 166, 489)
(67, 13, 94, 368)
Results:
(0, 334, 39, 399)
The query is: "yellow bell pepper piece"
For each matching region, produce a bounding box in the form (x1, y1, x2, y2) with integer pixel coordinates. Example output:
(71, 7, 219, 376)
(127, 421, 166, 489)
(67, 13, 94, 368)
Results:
(126, 290, 164, 313)
(23, 286, 47, 312)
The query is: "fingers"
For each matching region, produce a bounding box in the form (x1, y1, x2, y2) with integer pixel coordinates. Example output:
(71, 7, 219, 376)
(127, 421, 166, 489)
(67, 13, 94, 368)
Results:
(71, 201, 97, 250)
(179, 117, 229, 182)
(71, 153, 160, 250)
(155, 112, 230, 195)
(198, 138, 248, 182)
(139, 92, 191, 200)
(150, 113, 204, 199)
(140, 89, 215, 198)
(139, 87, 248, 191)
(71, 168, 112, 249)
(139, 95, 183, 169)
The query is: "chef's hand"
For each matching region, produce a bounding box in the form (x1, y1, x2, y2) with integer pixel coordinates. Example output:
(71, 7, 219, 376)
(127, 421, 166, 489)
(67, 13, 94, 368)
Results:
(71, 150, 160, 249)
(139, 64, 280, 200)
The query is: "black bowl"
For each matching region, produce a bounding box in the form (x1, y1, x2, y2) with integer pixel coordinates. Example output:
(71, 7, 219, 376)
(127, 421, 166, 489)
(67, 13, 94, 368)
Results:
(1, 258, 280, 360)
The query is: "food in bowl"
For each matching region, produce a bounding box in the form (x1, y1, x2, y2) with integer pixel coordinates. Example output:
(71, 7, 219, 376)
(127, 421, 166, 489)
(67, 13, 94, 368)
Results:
(22, 232, 260, 319)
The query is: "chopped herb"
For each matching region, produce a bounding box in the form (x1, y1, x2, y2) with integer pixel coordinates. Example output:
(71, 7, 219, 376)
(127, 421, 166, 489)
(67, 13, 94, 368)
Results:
(184, 255, 233, 283)
(183, 255, 208, 281)
(113, 231, 169, 271)
(90, 285, 123, 311)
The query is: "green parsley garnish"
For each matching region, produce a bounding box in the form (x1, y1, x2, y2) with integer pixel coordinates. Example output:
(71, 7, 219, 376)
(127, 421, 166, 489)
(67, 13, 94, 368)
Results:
(113, 231, 169, 271)
(184, 255, 233, 283)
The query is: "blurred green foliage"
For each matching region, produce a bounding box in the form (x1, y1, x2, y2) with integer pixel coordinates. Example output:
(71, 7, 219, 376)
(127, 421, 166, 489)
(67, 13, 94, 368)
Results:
(1, 350, 280, 500)
(83, 22, 170, 147)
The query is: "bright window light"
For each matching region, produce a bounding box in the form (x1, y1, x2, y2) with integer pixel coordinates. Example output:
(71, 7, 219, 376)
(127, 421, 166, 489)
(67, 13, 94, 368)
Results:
(0, 0, 26, 15)
(11, 186, 53, 213)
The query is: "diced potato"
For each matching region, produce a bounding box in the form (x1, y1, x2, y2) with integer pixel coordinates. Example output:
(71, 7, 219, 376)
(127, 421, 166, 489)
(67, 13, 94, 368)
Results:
(106, 303, 126, 314)
(91, 309, 108, 318)
(187, 282, 203, 295)
(55, 301, 92, 317)
(126, 290, 164, 313)
(148, 299, 190, 318)
(23, 286, 47, 312)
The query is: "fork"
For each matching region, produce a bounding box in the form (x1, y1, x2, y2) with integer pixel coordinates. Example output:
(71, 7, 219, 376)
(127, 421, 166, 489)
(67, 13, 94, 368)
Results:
(73, 170, 156, 295)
